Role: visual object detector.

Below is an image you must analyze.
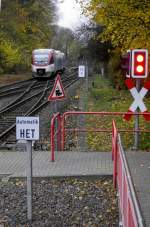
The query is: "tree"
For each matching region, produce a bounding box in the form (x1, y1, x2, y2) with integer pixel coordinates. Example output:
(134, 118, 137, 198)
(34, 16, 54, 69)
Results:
(74, 22, 112, 74)
(77, 0, 150, 88)
(0, 0, 56, 73)
(78, 0, 150, 51)
(50, 26, 83, 65)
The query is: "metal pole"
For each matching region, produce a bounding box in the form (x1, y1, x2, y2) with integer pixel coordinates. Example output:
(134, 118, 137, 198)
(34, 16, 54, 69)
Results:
(54, 100, 58, 151)
(26, 140, 32, 222)
(0, 0, 1, 11)
(54, 100, 57, 114)
(85, 64, 88, 111)
(57, 114, 61, 151)
(134, 79, 140, 150)
(51, 116, 55, 161)
(61, 115, 65, 151)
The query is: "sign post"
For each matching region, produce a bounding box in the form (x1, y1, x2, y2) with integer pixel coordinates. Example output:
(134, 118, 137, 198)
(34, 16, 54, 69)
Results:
(26, 140, 32, 222)
(48, 74, 65, 101)
(78, 65, 88, 110)
(78, 65, 86, 78)
(124, 49, 149, 149)
(134, 79, 140, 149)
(85, 64, 88, 111)
(48, 74, 65, 151)
(16, 116, 39, 222)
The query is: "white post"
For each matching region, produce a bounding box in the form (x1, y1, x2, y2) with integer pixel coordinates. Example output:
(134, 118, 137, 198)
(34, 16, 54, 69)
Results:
(26, 140, 33, 222)
(134, 79, 140, 149)
(85, 64, 88, 111)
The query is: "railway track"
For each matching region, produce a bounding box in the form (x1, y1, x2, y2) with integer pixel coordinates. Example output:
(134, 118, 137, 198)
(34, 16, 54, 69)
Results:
(0, 70, 79, 147)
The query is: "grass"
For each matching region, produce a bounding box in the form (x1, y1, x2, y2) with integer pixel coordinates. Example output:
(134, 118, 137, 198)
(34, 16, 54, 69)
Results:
(86, 75, 150, 151)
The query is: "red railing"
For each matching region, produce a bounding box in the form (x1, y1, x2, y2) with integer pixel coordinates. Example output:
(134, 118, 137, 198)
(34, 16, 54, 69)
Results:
(112, 120, 145, 227)
(50, 111, 150, 161)
(61, 111, 122, 151)
(50, 112, 61, 161)
(112, 120, 118, 188)
(61, 111, 150, 151)
(50, 111, 148, 226)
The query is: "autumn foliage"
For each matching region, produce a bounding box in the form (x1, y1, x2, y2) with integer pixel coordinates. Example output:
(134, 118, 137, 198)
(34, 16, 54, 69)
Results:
(0, 0, 55, 73)
(78, 0, 150, 87)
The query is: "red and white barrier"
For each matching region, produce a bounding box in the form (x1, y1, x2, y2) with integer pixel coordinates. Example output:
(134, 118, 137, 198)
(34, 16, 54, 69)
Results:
(124, 79, 150, 121)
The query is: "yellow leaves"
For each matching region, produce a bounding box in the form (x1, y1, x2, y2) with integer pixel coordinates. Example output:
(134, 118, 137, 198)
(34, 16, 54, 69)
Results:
(0, 35, 21, 69)
(86, 75, 150, 150)
(74, 95, 80, 100)
(15, 179, 24, 187)
(80, 0, 150, 50)
(1, 0, 55, 73)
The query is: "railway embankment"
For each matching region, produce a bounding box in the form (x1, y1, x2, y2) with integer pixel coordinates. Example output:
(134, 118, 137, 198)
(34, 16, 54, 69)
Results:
(0, 74, 31, 86)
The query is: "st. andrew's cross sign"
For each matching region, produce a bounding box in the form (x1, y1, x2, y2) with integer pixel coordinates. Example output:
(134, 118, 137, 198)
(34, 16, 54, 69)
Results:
(124, 78, 150, 121)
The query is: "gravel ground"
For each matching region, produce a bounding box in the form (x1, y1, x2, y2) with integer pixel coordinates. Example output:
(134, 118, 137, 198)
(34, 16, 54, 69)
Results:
(0, 74, 31, 86)
(0, 177, 118, 227)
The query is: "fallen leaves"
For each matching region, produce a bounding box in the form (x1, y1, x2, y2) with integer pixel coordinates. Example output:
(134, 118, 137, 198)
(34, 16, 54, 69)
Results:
(0, 177, 119, 226)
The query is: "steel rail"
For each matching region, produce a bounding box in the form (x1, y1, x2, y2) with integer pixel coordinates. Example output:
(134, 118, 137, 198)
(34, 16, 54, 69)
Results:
(0, 79, 52, 114)
(26, 77, 79, 116)
(0, 73, 79, 142)
(0, 82, 34, 96)
(0, 78, 34, 91)
(0, 80, 38, 113)
(0, 81, 50, 141)
(0, 73, 77, 115)
(0, 83, 48, 98)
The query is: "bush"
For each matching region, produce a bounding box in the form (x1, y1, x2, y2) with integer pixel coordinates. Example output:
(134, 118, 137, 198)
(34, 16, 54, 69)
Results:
(107, 48, 126, 90)
(0, 36, 21, 73)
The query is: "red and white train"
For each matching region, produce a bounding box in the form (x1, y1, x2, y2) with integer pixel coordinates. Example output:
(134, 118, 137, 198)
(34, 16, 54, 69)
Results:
(31, 49, 65, 78)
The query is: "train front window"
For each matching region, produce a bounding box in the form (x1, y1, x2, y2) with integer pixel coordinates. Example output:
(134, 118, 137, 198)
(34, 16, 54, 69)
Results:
(34, 54, 49, 65)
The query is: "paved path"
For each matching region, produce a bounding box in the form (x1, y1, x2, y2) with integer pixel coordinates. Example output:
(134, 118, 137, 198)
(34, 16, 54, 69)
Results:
(0, 150, 150, 226)
(126, 152, 150, 227)
(0, 151, 113, 177)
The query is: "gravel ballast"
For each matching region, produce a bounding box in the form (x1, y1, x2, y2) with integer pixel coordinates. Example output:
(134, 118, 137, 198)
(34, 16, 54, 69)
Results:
(0, 177, 119, 227)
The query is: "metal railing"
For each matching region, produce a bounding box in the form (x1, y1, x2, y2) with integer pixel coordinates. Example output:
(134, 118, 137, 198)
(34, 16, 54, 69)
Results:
(50, 111, 150, 161)
(61, 111, 150, 151)
(50, 112, 61, 161)
(112, 120, 145, 227)
(50, 111, 148, 225)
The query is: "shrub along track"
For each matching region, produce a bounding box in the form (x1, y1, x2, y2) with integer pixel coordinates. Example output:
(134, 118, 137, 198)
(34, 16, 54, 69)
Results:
(0, 71, 79, 147)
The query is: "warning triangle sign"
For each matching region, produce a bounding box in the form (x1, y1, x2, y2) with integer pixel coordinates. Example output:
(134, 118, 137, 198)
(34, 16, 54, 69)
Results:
(48, 74, 65, 101)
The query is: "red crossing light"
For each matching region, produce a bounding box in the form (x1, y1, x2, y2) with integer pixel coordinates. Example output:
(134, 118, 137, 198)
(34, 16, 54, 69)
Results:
(131, 49, 148, 78)
(121, 50, 132, 78)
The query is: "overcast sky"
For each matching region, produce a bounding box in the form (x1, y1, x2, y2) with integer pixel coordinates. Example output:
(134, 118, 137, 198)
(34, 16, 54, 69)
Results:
(57, 0, 88, 30)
